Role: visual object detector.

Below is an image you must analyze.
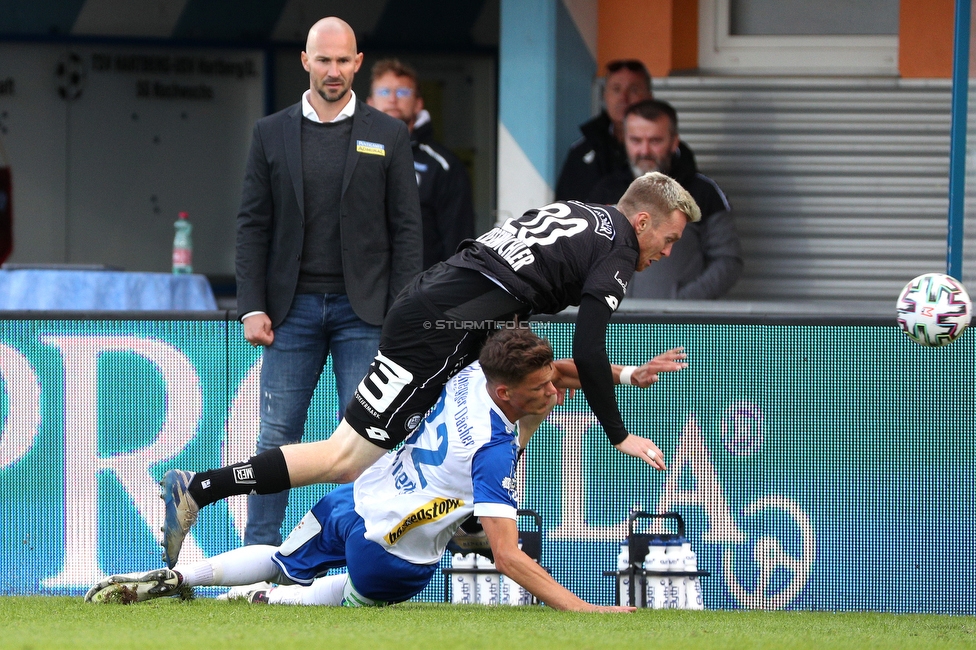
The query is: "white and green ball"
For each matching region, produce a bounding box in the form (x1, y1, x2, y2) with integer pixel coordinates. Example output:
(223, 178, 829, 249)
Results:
(896, 273, 971, 346)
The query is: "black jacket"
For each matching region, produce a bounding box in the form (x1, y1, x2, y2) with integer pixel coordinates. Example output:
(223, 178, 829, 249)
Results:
(236, 99, 423, 327)
(587, 151, 743, 299)
(412, 120, 476, 269)
(555, 110, 698, 202)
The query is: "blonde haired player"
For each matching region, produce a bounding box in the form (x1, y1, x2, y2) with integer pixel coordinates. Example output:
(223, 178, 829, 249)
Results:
(159, 172, 699, 569)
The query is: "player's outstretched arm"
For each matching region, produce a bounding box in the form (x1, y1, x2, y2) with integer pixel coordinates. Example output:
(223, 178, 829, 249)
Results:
(551, 347, 688, 389)
(480, 516, 635, 613)
(614, 434, 666, 471)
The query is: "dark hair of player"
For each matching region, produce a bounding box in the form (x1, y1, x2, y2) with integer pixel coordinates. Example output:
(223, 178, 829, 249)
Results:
(479, 328, 554, 386)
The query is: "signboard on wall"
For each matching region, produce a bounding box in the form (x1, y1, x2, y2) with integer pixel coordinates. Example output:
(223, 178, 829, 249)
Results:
(0, 318, 972, 613)
(0, 43, 264, 273)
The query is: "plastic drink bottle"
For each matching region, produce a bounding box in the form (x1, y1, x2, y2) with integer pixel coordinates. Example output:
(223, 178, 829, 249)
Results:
(644, 537, 668, 609)
(172, 211, 193, 274)
(617, 540, 632, 606)
(475, 555, 500, 605)
(683, 541, 705, 610)
(451, 553, 476, 604)
(664, 537, 685, 609)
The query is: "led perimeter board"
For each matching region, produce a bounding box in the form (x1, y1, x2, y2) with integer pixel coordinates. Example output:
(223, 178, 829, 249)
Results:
(0, 313, 970, 613)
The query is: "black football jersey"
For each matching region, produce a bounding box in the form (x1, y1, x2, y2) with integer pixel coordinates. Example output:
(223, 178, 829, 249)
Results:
(448, 201, 639, 315)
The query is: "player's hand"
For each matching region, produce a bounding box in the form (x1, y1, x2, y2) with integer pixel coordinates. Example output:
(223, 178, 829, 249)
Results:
(589, 605, 637, 613)
(555, 388, 576, 406)
(614, 434, 666, 471)
(243, 313, 274, 347)
(631, 347, 687, 387)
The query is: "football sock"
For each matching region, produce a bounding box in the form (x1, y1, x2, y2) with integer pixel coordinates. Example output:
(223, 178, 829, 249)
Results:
(188, 447, 291, 508)
(310, 574, 350, 606)
(341, 577, 385, 607)
(267, 584, 313, 606)
(177, 545, 280, 587)
(174, 560, 214, 587)
(267, 574, 349, 606)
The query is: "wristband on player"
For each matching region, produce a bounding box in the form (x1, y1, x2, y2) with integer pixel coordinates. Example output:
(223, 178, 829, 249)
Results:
(618, 366, 637, 385)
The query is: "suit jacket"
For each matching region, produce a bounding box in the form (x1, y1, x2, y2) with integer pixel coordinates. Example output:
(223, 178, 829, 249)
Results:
(236, 99, 423, 327)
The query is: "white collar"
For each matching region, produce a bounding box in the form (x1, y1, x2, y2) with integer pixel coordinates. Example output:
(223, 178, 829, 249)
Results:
(412, 109, 431, 130)
(302, 89, 357, 123)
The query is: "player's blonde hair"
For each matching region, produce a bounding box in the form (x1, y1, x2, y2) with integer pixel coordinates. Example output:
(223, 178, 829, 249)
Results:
(617, 171, 701, 224)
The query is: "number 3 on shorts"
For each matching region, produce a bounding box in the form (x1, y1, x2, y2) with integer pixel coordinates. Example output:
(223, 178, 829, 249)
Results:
(357, 352, 414, 413)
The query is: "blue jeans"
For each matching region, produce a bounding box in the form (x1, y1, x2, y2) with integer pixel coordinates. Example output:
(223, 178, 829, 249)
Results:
(244, 293, 381, 546)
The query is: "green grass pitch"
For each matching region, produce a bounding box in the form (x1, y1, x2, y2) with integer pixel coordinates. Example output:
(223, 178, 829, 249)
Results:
(2, 597, 975, 649)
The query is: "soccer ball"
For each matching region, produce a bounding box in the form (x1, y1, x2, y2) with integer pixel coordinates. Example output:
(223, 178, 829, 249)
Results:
(896, 273, 971, 346)
(55, 52, 86, 101)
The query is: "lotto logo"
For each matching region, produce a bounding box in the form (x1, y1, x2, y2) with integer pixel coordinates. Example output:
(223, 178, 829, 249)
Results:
(233, 465, 255, 484)
(366, 427, 390, 441)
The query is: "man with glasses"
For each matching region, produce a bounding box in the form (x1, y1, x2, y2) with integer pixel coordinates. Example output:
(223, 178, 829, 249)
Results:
(555, 59, 697, 203)
(368, 58, 476, 269)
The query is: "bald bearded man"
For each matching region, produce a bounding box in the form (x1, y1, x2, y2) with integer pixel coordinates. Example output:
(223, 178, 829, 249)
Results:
(234, 16, 422, 548)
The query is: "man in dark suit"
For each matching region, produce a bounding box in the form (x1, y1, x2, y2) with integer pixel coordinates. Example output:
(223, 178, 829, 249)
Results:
(235, 16, 422, 547)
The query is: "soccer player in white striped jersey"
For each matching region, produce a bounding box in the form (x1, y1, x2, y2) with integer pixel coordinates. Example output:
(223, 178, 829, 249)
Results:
(88, 329, 684, 610)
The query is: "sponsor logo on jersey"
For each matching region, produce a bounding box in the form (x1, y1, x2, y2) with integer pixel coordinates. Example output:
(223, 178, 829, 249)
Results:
(452, 372, 477, 447)
(366, 426, 390, 441)
(233, 465, 255, 484)
(406, 413, 424, 432)
(614, 271, 628, 292)
(391, 454, 417, 493)
(356, 140, 386, 156)
(476, 228, 536, 272)
(501, 475, 519, 501)
(606, 295, 619, 311)
(386, 496, 464, 545)
(579, 204, 615, 241)
(590, 206, 614, 241)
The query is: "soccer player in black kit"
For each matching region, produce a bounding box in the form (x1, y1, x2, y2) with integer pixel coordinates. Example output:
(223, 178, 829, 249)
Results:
(160, 171, 701, 568)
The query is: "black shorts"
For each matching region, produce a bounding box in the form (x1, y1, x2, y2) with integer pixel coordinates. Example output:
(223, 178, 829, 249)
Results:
(344, 263, 529, 449)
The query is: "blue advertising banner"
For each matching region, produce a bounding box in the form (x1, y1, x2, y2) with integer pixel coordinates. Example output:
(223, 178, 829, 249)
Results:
(0, 317, 971, 613)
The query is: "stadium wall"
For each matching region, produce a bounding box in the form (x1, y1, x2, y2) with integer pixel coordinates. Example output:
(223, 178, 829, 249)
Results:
(0, 312, 971, 614)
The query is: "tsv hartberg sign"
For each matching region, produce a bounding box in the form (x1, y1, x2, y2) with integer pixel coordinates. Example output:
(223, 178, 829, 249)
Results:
(0, 318, 972, 613)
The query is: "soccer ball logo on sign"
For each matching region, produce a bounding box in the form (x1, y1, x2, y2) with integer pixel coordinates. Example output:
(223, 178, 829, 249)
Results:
(895, 273, 971, 347)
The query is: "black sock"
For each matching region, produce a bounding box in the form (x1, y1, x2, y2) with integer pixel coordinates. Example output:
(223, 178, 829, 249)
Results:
(188, 447, 291, 508)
